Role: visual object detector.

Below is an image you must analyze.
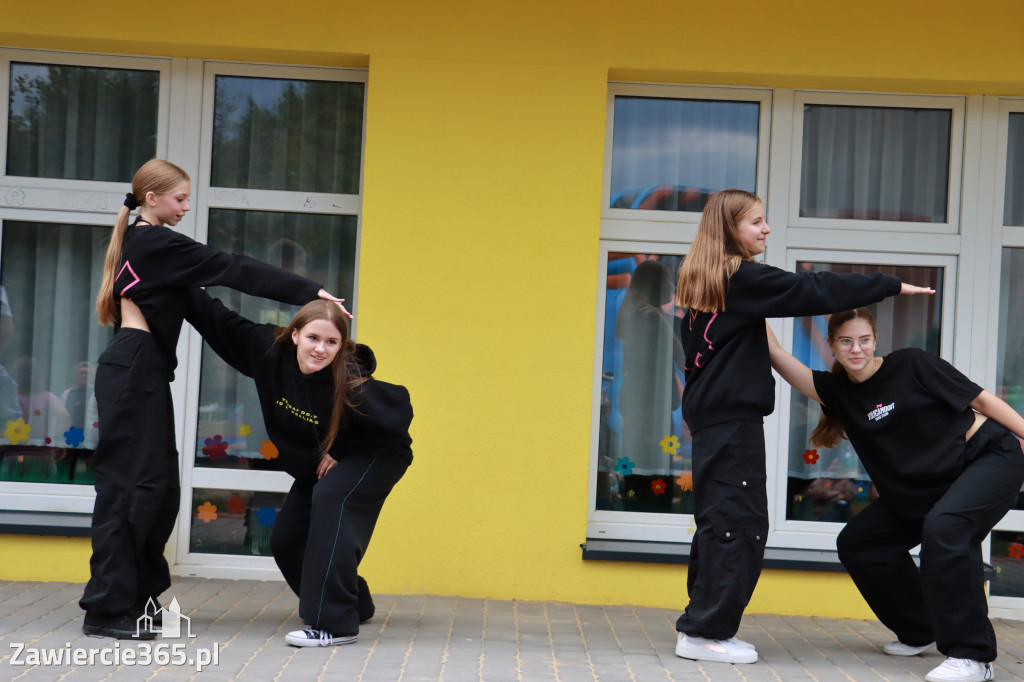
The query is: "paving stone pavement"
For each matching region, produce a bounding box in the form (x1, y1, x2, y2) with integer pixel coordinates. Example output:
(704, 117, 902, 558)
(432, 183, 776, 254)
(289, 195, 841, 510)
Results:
(2, 577, 1024, 681)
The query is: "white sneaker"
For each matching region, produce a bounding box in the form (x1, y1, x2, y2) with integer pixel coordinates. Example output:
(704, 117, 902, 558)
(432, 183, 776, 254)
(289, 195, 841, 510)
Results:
(925, 657, 993, 682)
(285, 628, 358, 647)
(883, 640, 934, 656)
(726, 636, 756, 650)
(675, 632, 758, 664)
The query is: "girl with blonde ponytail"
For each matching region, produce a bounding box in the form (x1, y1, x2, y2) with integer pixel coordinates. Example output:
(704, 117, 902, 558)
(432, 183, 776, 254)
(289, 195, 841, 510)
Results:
(672, 190, 934, 665)
(81, 159, 348, 640)
(768, 309, 1024, 681)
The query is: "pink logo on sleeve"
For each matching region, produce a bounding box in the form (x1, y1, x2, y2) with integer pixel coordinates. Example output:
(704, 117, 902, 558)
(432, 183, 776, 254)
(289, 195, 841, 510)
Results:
(117, 260, 140, 296)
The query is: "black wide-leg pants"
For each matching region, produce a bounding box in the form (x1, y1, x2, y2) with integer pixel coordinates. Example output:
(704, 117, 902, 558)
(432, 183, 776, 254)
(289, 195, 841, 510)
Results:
(271, 452, 408, 636)
(676, 420, 769, 640)
(80, 329, 179, 616)
(837, 419, 1024, 662)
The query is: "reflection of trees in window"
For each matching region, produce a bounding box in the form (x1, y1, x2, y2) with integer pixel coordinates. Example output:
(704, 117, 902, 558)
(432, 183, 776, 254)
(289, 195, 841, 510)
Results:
(7, 63, 158, 181)
(211, 77, 364, 194)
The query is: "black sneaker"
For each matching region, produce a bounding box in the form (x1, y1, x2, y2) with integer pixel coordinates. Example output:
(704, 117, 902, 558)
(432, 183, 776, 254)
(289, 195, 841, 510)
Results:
(285, 628, 357, 647)
(356, 576, 375, 623)
(83, 611, 157, 640)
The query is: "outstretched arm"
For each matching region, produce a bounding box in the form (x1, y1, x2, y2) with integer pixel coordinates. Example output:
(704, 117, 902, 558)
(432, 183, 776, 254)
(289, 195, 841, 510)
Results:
(185, 288, 271, 378)
(766, 323, 822, 404)
(970, 390, 1024, 441)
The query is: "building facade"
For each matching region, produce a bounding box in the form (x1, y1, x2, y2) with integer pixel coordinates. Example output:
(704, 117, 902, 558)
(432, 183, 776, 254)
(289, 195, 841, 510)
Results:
(2, 0, 1024, 620)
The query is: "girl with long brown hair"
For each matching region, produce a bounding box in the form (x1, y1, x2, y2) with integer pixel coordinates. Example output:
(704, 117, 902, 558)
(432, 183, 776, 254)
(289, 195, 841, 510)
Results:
(81, 159, 345, 639)
(185, 288, 412, 647)
(673, 189, 933, 664)
(768, 309, 1024, 682)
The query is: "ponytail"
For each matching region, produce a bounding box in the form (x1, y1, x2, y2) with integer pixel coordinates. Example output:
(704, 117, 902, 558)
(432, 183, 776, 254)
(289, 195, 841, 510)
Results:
(808, 358, 849, 449)
(96, 205, 133, 326)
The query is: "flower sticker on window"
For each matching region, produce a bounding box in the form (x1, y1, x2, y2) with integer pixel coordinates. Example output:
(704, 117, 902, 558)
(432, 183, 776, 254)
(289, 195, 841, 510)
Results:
(226, 494, 247, 515)
(256, 506, 277, 526)
(260, 441, 279, 460)
(203, 435, 230, 462)
(651, 479, 667, 495)
(614, 457, 634, 476)
(1009, 542, 1024, 559)
(63, 426, 84, 448)
(239, 424, 251, 437)
(802, 449, 820, 465)
(676, 472, 693, 492)
(5, 418, 31, 445)
(659, 435, 680, 455)
(197, 501, 218, 523)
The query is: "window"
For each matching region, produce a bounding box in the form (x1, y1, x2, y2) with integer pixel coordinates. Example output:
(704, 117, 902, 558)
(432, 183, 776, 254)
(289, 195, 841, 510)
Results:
(183, 63, 366, 561)
(592, 86, 967, 558)
(785, 262, 944, 524)
(0, 50, 170, 524)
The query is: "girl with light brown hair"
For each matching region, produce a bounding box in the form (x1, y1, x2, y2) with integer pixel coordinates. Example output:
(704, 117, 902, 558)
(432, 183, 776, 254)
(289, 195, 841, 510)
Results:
(672, 189, 933, 664)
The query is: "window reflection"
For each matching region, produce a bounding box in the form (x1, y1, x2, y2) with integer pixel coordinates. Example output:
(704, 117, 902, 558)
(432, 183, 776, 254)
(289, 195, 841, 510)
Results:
(189, 488, 287, 556)
(786, 262, 944, 522)
(195, 209, 356, 471)
(609, 97, 759, 211)
(597, 253, 691, 514)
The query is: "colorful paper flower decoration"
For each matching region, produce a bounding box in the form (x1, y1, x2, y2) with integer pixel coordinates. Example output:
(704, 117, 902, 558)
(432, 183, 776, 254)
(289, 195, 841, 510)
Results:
(239, 424, 251, 437)
(614, 457, 634, 476)
(651, 479, 667, 495)
(256, 506, 277, 526)
(676, 472, 693, 492)
(197, 501, 218, 523)
(260, 441, 279, 460)
(203, 435, 229, 462)
(1009, 542, 1024, 559)
(802, 449, 820, 465)
(4, 418, 30, 445)
(226, 495, 247, 515)
(660, 434, 680, 455)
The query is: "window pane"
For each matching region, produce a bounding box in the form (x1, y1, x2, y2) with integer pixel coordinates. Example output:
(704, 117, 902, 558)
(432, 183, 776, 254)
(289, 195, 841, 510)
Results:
(990, 530, 1024, 597)
(211, 76, 364, 194)
(189, 488, 286, 556)
(1004, 114, 1024, 226)
(596, 253, 691, 514)
(786, 263, 944, 522)
(609, 97, 759, 211)
(995, 248, 1024, 512)
(195, 209, 357, 471)
(7, 62, 158, 181)
(800, 105, 951, 223)
(0, 221, 113, 484)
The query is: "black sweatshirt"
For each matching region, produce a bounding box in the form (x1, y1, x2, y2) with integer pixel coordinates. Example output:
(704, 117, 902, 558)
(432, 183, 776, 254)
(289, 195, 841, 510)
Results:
(185, 288, 413, 484)
(114, 218, 323, 373)
(680, 261, 902, 432)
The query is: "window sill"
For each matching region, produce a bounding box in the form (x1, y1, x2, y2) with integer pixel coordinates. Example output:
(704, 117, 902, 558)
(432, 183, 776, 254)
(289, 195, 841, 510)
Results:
(0, 510, 91, 537)
(581, 538, 846, 572)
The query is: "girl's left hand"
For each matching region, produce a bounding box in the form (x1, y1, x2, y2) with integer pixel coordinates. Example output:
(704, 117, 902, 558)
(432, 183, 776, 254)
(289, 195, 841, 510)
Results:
(317, 454, 338, 479)
(317, 289, 353, 319)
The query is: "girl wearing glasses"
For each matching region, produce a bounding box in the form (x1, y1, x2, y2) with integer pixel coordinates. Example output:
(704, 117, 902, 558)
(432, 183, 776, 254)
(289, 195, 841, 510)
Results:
(767, 308, 1024, 682)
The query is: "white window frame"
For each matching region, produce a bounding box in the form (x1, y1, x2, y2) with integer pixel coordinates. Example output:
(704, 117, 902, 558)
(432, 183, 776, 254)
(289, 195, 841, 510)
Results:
(174, 60, 368, 578)
(768, 250, 958, 551)
(601, 83, 772, 244)
(0, 48, 178, 521)
(984, 97, 1024, 615)
(586, 239, 692, 543)
(787, 91, 966, 235)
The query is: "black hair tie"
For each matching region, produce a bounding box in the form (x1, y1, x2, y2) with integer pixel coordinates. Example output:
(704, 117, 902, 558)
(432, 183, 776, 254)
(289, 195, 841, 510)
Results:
(123, 192, 139, 210)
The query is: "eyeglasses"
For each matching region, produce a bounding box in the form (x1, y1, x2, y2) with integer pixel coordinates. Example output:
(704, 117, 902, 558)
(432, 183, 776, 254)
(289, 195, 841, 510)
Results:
(834, 336, 875, 351)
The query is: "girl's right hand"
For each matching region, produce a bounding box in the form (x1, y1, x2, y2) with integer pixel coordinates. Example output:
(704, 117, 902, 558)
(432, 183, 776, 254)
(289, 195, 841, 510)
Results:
(317, 289, 353, 318)
(900, 283, 935, 295)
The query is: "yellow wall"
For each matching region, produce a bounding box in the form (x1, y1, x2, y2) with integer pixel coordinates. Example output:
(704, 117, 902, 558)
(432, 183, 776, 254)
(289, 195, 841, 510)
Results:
(1, 0, 1020, 619)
